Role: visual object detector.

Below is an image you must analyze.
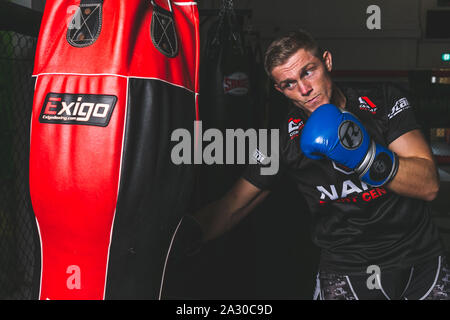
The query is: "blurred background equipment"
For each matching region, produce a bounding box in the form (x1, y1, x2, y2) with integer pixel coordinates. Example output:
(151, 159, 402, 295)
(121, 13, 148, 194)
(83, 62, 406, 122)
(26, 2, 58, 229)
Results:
(165, 0, 317, 300)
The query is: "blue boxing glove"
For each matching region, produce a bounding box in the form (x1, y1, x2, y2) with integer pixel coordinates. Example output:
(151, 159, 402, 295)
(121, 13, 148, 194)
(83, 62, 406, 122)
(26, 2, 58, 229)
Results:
(300, 104, 399, 187)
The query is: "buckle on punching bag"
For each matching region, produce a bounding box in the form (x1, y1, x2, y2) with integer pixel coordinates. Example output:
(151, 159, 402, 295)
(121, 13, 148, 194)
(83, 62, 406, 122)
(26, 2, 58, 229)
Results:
(151, 1, 178, 58)
(67, 0, 103, 48)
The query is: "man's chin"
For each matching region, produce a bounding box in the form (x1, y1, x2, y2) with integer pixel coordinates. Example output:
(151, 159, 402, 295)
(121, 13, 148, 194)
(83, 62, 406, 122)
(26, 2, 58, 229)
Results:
(294, 97, 330, 113)
(293, 103, 314, 115)
(310, 99, 332, 111)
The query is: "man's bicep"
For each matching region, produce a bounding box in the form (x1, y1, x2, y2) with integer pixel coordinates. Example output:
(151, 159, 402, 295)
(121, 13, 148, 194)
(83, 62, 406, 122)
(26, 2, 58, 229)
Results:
(386, 129, 439, 201)
(388, 129, 434, 160)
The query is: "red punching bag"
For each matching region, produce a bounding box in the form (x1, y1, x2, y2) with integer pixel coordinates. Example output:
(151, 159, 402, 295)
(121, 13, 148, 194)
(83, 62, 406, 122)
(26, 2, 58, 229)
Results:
(30, 0, 199, 300)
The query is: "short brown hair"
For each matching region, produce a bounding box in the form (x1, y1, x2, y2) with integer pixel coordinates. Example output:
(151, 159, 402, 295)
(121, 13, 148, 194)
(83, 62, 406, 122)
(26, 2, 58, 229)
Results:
(264, 29, 324, 78)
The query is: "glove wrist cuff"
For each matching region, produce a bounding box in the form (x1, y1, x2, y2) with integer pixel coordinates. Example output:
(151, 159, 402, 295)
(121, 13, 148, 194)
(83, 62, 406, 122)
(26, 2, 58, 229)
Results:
(356, 140, 399, 187)
(355, 140, 377, 177)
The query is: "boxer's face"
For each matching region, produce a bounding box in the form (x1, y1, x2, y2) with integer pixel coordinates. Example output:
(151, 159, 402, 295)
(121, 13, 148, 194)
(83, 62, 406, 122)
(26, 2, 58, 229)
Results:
(272, 48, 334, 115)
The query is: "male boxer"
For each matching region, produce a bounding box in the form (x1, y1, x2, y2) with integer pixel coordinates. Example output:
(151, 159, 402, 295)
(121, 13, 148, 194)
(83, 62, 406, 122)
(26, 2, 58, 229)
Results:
(178, 30, 449, 300)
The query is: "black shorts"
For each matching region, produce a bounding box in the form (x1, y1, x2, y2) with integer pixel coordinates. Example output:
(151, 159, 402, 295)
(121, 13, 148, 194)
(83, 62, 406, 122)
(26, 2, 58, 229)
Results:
(313, 256, 450, 300)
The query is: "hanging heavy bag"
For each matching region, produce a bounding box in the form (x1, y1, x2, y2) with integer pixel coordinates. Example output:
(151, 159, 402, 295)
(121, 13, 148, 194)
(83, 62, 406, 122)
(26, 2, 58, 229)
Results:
(199, 2, 254, 203)
(29, 0, 200, 300)
(246, 30, 267, 129)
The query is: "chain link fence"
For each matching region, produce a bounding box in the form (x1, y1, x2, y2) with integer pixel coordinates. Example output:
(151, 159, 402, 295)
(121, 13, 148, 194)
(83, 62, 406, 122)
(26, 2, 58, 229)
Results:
(0, 29, 40, 299)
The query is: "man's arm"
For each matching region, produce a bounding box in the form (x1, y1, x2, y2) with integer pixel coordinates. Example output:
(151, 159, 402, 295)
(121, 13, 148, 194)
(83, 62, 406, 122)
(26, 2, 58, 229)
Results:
(387, 129, 439, 201)
(194, 178, 270, 242)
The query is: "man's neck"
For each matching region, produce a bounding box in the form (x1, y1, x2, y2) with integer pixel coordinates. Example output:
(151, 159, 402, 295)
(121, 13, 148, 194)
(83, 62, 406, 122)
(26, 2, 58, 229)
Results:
(331, 84, 347, 110)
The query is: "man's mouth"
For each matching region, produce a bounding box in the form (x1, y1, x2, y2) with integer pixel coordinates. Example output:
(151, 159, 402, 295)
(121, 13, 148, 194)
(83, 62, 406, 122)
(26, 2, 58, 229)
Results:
(306, 95, 320, 104)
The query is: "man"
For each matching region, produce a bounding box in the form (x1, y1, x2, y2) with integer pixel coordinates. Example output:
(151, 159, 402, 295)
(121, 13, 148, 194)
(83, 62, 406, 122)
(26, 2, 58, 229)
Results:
(177, 30, 449, 300)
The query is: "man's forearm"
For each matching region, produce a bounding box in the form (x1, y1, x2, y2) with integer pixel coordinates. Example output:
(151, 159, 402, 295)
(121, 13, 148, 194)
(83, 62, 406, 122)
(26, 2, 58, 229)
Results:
(387, 156, 439, 201)
(194, 179, 269, 242)
(194, 199, 232, 242)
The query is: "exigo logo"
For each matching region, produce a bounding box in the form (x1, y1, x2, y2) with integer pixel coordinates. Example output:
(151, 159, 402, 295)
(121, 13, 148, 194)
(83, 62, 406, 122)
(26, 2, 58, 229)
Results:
(39, 93, 117, 127)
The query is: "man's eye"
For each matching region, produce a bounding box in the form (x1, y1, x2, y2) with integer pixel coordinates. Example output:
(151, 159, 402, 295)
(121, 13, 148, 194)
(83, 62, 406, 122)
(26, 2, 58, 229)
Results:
(283, 82, 296, 90)
(304, 70, 313, 77)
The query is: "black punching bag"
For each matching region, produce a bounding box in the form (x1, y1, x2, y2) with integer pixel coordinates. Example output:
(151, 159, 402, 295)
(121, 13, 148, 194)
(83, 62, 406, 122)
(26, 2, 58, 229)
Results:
(199, 4, 254, 203)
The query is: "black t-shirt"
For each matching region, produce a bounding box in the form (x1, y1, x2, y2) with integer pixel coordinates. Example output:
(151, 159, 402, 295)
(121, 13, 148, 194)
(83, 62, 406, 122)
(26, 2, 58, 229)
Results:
(243, 82, 444, 274)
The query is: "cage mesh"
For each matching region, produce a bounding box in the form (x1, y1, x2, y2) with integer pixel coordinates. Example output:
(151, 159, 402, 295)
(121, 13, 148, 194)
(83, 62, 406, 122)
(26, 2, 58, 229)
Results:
(0, 30, 39, 300)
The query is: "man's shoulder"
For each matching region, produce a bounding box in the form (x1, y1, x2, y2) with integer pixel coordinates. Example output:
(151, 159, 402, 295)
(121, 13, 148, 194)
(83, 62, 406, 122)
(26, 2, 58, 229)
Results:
(338, 81, 412, 117)
(282, 105, 307, 141)
(338, 81, 408, 93)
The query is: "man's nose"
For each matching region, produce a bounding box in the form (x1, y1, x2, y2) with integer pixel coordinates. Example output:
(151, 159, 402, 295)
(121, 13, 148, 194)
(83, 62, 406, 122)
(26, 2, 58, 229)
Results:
(298, 81, 312, 96)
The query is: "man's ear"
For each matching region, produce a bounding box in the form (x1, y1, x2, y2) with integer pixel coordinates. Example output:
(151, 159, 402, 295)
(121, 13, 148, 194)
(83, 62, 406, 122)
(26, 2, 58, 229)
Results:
(323, 51, 333, 72)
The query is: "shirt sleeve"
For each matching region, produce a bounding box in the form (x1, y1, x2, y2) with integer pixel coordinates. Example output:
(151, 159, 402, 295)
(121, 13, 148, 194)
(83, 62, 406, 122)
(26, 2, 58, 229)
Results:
(241, 125, 286, 190)
(384, 83, 422, 145)
(242, 159, 285, 190)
